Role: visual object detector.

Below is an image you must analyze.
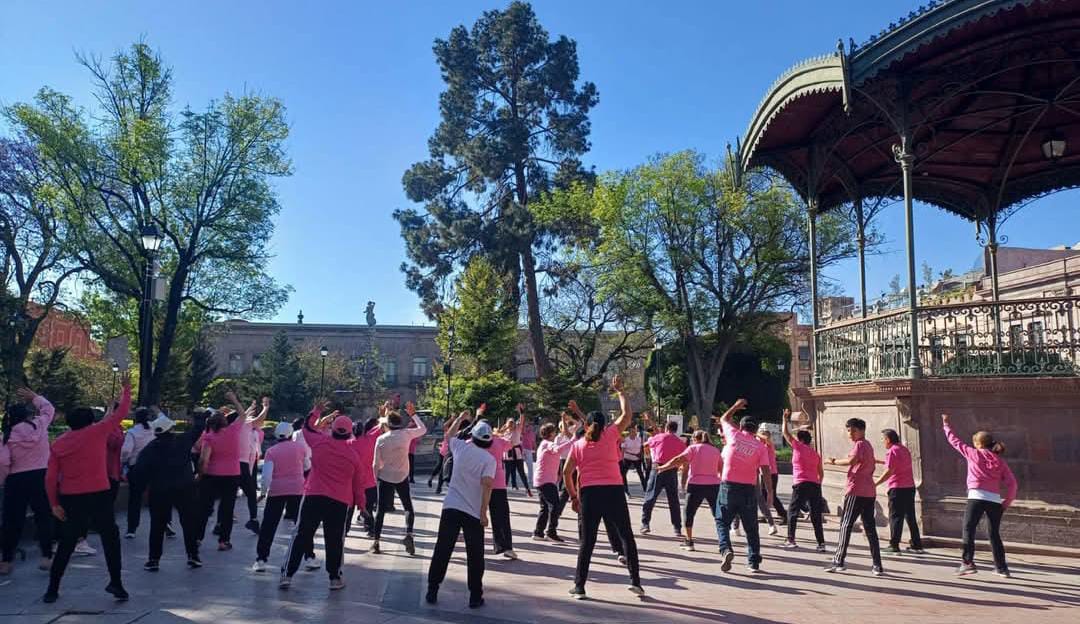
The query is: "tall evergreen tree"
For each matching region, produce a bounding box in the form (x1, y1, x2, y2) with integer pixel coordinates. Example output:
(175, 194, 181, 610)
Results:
(438, 257, 518, 376)
(395, 1, 599, 380)
(258, 330, 309, 415)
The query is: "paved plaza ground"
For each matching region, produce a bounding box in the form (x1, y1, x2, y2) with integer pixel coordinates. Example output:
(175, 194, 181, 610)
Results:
(1, 477, 1077, 624)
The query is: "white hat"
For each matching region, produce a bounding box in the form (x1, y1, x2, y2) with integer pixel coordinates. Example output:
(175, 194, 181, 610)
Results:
(274, 422, 294, 440)
(150, 415, 175, 434)
(471, 420, 493, 442)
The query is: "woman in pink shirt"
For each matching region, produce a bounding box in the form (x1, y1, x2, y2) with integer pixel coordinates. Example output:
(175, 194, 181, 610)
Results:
(1, 387, 56, 575)
(531, 413, 578, 542)
(562, 375, 642, 600)
(196, 391, 252, 551)
(253, 421, 309, 572)
(942, 414, 1018, 577)
(655, 430, 721, 552)
(781, 410, 825, 551)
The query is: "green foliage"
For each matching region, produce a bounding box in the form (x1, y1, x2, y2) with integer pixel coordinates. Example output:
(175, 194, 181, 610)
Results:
(254, 330, 309, 416)
(423, 370, 530, 428)
(437, 257, 518, 376)
(530, 370, 601, 420)
(187, 332, 217, 409)
(23, 348, 113, 414)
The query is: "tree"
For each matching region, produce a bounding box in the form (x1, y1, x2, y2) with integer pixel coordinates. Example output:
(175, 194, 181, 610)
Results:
(564, 151, 859, 420)
(437, 257, 518, 376)
(423, 369, 530, 427)
(187, 330, 217, 410)
(921, 261, 934, 289)
(256, 330, 309, 416)
(0, 137, 82, 392)
(6, 42, 291, 405)
(395, 1, 599, 381)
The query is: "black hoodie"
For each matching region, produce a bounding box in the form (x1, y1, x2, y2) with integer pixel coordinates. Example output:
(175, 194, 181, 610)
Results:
(129, 414, 207, 491)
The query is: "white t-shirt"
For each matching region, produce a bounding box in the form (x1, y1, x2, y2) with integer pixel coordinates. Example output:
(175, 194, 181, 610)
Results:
(968, 488, 1003, 503)
(621, 435, 643, 461)
(374, 415, 428, 483)
(443, 437, 497, 520)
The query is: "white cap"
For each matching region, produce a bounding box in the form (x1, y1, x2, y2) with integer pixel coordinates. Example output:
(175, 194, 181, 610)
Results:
(274, 422, 293, 440)
(150, 415, 175, 434)
(471, 420, 493, 442)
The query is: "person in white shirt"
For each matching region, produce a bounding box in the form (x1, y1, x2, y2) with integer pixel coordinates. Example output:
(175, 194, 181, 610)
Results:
(371, 401, 427, 555)
(122, 407, 156, 538)
(238, 398, 268, 534)
(620, 426, 647, 497)
(425, 412, 494, 610)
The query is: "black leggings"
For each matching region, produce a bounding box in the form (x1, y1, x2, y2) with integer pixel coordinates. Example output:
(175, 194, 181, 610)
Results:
(534, 482, 564, 537)
(257, 494, 303, 562)
(621, 459, 646, 494)
(408, 454, 416, 483)
(198, 474, 239, 543)
(427, 508, 485, 599)
(1, 469, 53, 561)
(283, 495, 347, 579)
(684, 483, 719, 530)
(504, 459, 531, 494)
(373, 478, 414, 539)
(787, 482, 825, 545)
(489, 489, 513, 552)
(239, 462, 259, 521)
(428, 454, 446, 490)
(148, 484, 199, 560)
(962, 499, 1007, 571)
(575, 485, 640, 589)
(126, 474, 147, 533)
(48, 490, 122, 591)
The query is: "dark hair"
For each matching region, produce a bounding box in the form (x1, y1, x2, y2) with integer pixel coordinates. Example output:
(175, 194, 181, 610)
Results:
(3, 403, 33, 444)
(134, 407, 153, 429)
(881, 428, 899, 445)
(364, 417, 381, 433)
(473, 436, 493, 449)
(692, 430, 708, 443)
(585, 411, 606, 442)
(739, 416, 759, 434)
(845, 418, 866, 431)
(539, 423, 557, 439)
(331, 430, 350, 440)
(974, 431, 1006, 454)
(796, 430, 812, 445)
(207, 411, 227, 432)
(67, 407, 96, 430)
(665, 421, 679, 433)
(387, 412, 403, 429)
(292, 417, 305, 431)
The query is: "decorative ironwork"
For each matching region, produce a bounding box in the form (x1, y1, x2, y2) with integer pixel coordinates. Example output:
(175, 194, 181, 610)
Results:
(815, 296, 1080, 384)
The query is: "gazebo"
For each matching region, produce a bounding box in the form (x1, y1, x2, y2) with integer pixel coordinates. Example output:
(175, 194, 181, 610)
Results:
(741, 0, 1079, 548)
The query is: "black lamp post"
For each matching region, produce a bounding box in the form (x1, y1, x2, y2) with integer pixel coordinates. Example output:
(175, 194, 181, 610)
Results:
(319, 345, 328, 397)
(111, 362, 120, 399)
(138, 224, 163, 405)
(653, 339, 663, 418)
(443, 314, 455, 423)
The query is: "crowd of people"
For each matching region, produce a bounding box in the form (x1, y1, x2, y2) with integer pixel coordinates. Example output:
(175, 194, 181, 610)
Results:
(0, 373, 1020, 607)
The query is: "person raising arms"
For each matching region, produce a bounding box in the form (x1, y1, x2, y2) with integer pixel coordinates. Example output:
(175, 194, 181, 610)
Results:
(371, 400, 427, 555)
(713, 399, 773, 574)
(531, 412, 579, 542)
(655, 429, 721, 552)
(563, 374, 643, 600)
(1, 386, 56, 576)
(780, 410, 826, 551)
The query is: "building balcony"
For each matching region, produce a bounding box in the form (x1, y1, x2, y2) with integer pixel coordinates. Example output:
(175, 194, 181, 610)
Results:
(814, 296, 1080, 385)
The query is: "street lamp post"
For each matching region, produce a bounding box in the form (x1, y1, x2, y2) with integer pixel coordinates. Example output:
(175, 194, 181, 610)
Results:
(111, 362, 120, 400)
(653, 339, 663, 418)
(443, 314, 455, 423)
(319, 346, 329, 398)
(138, 224, 162, 406)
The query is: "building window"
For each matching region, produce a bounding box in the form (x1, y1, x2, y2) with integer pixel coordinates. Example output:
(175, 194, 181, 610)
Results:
(411, 357, 428, 383)
(799, 373, 812, 387)
(229, 353, 244, 375)
(252, 354, 263, 372)
(798, 345, 811, 363)
(383, 360, 398, 386)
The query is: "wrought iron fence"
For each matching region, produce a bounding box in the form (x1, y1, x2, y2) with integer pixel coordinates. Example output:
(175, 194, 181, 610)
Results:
(814, 296, 1080, 384)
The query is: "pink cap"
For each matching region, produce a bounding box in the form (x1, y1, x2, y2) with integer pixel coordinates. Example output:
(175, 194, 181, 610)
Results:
(332, 415, 354, 435)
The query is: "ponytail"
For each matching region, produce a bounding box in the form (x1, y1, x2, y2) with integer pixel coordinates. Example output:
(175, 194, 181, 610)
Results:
(973, 431, 1005, 454)
(991, 441, 1006, 455)
(586, 422, 603, 442)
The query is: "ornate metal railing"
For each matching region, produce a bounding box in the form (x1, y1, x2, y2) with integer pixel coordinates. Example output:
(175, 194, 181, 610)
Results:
(815, 296, 1080, 385)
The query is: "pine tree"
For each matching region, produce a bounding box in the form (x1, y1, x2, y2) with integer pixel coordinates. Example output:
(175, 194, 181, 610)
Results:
(258, 330, 309, 416)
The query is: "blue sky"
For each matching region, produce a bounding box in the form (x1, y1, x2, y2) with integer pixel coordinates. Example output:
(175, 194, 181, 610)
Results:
(2, 1, 1076, 326)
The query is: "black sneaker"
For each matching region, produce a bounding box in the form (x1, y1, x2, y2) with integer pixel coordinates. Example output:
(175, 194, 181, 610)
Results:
(105, 582, 129, 601)
(547, 533, 565, 543)
(425, 584, 438, 604)
(187, 554, 203, 568)
(144, 560, 160, 572)
(245, 519, 260, 534)
(403, 534, 416, 556)
(43, 587, 59, 603)
(212, 524, 221, 536)
(164, 524, 177, 538)
(885, 545, 902, 556)
(469, 594, 485, 608)
(720, 549, 735, 573)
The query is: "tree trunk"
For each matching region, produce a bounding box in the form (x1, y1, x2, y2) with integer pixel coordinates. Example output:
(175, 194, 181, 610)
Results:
(521, 247, 553, 380)
(147, 263, 189, 405)
(683, 336, 731, 423)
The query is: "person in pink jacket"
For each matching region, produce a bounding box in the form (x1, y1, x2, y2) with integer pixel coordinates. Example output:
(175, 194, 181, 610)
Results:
(941, 413, 1018, 578)
(44, 377, 132, 603)
(1, 387, 55, 575)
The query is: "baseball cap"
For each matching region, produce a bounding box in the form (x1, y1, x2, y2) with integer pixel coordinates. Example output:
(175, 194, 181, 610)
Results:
(150, 415, 175, 434)
(274, 422, 294, 440)
(332, 415, 354, 435)
(470, 420, 493, 442)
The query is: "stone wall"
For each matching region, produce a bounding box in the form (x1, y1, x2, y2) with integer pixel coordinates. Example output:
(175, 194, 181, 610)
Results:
(795, 377, 1080, 547)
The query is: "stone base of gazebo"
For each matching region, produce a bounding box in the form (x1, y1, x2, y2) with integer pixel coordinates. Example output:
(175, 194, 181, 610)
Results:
(794, 377, 1080, 549)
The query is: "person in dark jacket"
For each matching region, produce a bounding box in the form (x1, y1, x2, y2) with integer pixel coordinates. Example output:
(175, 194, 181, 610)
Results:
(128, 411, 207, 571)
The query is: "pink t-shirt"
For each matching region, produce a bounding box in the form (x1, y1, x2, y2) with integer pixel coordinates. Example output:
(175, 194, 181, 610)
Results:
(680, 443, 722, 485)
(534, 436, 576, 487)
(845, 439, 877, 497)
(645, 432, 686, 464)
(569, 426, 623, 488)
(943, 424, 1018, 507)
(884, 444, 915, 489)
(763, 442, 779, 475)
(303, 412, 364, 506)
(203, 417, 245, 477)
(476, 437, 511, 490)
(349, 426, 379, 490)
(521, 425, 536, 451)
(8, 395, 55, 474)
(790, 439, 822, 485)
(264, 439, 306, 496)
(408, 435, 420, 454)
(720, 421, 769, 485)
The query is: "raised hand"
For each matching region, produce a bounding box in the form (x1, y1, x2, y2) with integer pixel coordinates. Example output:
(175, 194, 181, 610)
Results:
(225, 390, 238, 404)
(15, 387, 36, 403)
(611, 374, 624, 392)
(516, 403, 525, 415)
(120, 370, 132, 387)
(782, 408, 791, 420)
(262, 396, 271, 409)
(941, 413, 950, 425)
(405, 401, 416, 416)
(733, 398, 748, 411)
(477, 403, 488, 416)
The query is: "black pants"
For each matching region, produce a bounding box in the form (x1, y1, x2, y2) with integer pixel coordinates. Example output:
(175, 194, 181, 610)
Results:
(49, 490, 122, 590)
(962, 499, 1008, 571)
(1, 469, 53, 561)
(886, 487, 923, 549)
(534, 483, 564, 537)
(428, 455, 446, 491)
(239, 462, 259, 522)
(787, 482, 825, 545)
(126, 475, 148, 533)
(685, 484, 719, 530)
(505, 460, 531, 494)
(283, 495, 347, 579)
(408, 454, 416, 483)
(428, 508, 485, 599)
(198, 475, 239, 543)
(832, 495, 882, 567)
(148, 484, 199, 560)
(767, 473, 787, 519)
(641, 469, 681, 530)
(575, 485, 640, 589)
(257, 494, 302, 562)
(373, 478, 414, 538)
(489, 489, 513, 552)
(620, 459, 646, 494)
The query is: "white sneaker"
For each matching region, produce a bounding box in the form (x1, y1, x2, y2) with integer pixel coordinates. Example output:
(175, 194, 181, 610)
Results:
(74, 540, 97, 556)
(124, 532, 136, 540)
(278, 573, 292, 589)
(502, 549, 518, 560)
(304, 556, 321, 571)
(768, 525, 778, 536)
(329, 576, 346, 590)
(824, 563, 846, 573)
(252, 560, 267, 573)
